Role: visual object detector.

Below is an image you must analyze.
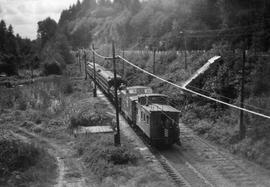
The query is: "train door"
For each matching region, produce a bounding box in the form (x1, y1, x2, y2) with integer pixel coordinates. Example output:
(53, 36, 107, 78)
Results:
(161, 114, 171, 139)
(136, 104, 140, 127)
(131, 101, 137, 126)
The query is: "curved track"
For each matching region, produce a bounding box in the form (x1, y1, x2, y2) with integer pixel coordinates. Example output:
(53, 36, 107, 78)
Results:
(96, 88, 270, 187)
(162, 123, 270, 187)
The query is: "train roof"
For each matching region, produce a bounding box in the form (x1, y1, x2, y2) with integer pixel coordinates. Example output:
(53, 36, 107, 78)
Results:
(88, 62, 122, 80)
(142, 104, 180, 112)
(137, 93, 168, 98)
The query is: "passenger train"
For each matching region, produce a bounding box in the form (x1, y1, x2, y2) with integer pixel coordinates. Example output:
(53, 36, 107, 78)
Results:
(87, 62, 180, 147)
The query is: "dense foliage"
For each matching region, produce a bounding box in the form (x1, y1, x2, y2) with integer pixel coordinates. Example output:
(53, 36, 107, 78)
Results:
(0, 20, 36, 75)
(0, 16, 75, 77)
(58, 0, 269, 51)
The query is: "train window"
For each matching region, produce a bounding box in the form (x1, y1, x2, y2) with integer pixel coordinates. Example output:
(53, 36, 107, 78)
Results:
(143, 114, 146, 121)
(141, 111, 143, 120)
(129, 89, 136, 94)
(145, 89, 152, 94)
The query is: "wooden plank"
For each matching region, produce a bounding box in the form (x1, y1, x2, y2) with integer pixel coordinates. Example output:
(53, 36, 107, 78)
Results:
(74, 126, 114, 135)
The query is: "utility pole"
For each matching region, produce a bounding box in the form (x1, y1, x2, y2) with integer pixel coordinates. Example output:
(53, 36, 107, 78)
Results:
(112, 41, 121, 146)
(78, 50, 81, 73)
(239, 48, 246, 140)
(180, 31, 187, 70)
(84, 49, 87, 80)
(153, 48, 156, 74)
(122, 49, 125, 77)
(92, 44, 97, 97)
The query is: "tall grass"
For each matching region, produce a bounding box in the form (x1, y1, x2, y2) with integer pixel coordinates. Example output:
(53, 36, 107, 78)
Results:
(0, 131, 57, 186)
(76, 134, 141, 181)
(0, 77, 74, 117)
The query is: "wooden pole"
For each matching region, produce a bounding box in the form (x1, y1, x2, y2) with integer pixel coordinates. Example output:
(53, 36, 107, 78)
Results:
(184, 33, 187, 70)
(112, 41, 121, 146)
(239, 49, 246, 140)
(92, 44, 97, 97)
(79, 50, 82, 73)
(153, 48, 156, 74)
(122, 49, 125, 77)
(84, 50, 87, 80)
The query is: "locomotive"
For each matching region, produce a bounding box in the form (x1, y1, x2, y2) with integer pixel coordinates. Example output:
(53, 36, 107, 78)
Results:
(87, 62, 180, 147)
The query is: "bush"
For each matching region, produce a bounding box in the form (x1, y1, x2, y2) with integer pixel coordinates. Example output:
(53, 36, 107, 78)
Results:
(17, 98, 27, 111)
(69, 111, 112, 129)
(62, 82, 74, 95)
(0, 138, 57, 186)
(43, 61, 62, 75)
(0, 62, 18, 76)
(76, 134, 140, 181)
(0, 140, 39, 178)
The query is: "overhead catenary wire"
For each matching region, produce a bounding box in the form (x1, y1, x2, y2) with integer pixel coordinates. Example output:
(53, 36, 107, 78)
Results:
(91, 47, 110, 59)
(186, 84, 270, 114)
(90, 47, 270, 120)
(117, 55, 270, 120)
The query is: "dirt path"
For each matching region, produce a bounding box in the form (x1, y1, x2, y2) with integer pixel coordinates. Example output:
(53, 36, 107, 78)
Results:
(11, 126, 97, 187)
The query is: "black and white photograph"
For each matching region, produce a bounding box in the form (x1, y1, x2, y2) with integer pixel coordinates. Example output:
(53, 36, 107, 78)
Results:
(0, 0, 270, 186)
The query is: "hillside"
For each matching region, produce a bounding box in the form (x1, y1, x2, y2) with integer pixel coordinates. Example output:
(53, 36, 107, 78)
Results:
(58, 0, 269, 51)
(53, 0, 270, 169)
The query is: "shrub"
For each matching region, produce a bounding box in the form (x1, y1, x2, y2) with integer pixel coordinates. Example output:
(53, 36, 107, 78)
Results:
(62, 82, 74, 95)
(17, 98, 27, 111)
(76, 134, 140, 181)
(0, 62, 18, 76)
(69, 111, 112, 129)
(43, 61, 62, 76)
(0, 140, 39, 177)
(0, 137, 57, 186)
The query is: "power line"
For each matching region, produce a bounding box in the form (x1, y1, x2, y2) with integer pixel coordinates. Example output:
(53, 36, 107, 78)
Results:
(186, 84, 270, 114)
(90, 47, 110, 59)
(117, 55, 270, 120)
(90, 47, 270, 120)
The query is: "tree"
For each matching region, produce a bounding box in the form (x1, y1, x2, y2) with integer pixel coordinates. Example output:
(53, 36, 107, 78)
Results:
(0, 20, 7, 52)
(37, 17, 58, 46)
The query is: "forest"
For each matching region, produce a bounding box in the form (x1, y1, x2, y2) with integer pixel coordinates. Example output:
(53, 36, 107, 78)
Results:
(0, 17, 74, 77)
(58, 0, 269, 50)
(1, 0, 269, 76)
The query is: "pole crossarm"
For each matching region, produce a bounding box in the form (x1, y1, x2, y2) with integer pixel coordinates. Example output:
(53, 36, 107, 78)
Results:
(105, 57, 121, 60)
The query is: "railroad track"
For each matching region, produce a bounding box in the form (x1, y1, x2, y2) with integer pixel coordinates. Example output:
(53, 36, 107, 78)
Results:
(132, 124, 192, 187)
(95, 89, 270, 187)
(97, 89, 207, 187)
(178, 123, 269, 187)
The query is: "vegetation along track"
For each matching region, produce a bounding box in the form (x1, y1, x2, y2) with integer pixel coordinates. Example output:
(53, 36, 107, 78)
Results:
(97, 87, 270, 187)
(168, 123, 270, 187)
(97, 89, 210, 187)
